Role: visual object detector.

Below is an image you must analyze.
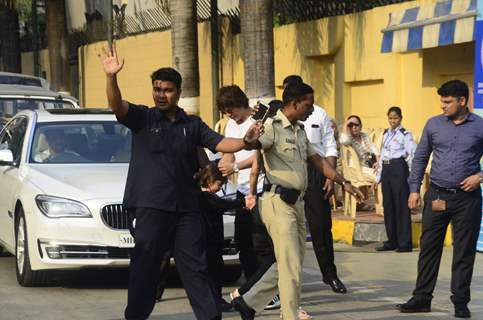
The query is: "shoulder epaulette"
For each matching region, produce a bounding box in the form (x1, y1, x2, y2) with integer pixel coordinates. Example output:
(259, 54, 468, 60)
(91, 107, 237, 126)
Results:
(384, 128, 388, 134)
(399, 127, 408, 135)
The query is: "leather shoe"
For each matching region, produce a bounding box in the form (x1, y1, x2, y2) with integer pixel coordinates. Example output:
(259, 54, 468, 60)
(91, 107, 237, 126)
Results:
(232, 296, 256, 320)
(375, 245, 396, 252)
(454, 304, 471, 318)
(396, 248, 412, 253)
(324, 278, 347, 294)
(396, 297, 431, 313)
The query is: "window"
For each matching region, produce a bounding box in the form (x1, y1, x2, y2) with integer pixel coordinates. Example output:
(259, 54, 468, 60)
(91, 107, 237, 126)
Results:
(31, 121, 131, 164)
(0, 117, 28, 163)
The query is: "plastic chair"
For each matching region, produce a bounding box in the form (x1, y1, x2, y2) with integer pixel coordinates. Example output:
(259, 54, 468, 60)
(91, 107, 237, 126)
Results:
(340, 145, 378, 218)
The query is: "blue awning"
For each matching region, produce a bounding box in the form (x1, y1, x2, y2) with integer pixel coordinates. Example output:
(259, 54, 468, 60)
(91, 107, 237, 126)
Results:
(381, 0, 477, 53)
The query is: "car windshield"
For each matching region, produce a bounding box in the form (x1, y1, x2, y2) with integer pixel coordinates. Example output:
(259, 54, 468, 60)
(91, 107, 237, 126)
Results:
(30, 121, 131, 164)
(0, 98, 75, 123)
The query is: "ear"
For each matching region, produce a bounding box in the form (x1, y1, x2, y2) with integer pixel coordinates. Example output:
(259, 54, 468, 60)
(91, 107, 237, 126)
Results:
(458, 96, 467, 107)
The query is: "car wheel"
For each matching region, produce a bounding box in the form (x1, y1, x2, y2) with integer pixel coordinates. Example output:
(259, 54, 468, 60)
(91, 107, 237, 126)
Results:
(223, 265, 242, 283)
(15, 207, 50, 287)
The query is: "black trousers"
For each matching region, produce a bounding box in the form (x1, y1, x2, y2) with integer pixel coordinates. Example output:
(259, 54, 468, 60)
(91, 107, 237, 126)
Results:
(235, 191, 260, 280)
(157, 212, 225, 302)
(381, 158, 412, 249)
(304, 163, 338, 279)
(238, 200, 275, 295)
(125, 208, 220, 320)
(413, 185, 482, 305)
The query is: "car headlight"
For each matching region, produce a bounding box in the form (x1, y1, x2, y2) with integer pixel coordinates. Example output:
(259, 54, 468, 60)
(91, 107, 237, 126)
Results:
(35, 195, 92, 218)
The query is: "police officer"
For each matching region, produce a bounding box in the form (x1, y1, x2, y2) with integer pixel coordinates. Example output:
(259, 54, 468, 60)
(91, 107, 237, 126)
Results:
(375, 106, 417, 252)
(99, 44, 262, 320)
(284, 75, 347, 294)
(232, 82, 364, 320)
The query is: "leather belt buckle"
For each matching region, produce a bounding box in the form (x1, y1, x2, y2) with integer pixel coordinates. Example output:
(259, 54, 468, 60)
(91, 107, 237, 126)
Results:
(383, 160, 390, 165)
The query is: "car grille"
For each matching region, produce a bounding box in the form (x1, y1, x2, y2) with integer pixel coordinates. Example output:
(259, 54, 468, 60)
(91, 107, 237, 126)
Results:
(101, 204, 130, 230)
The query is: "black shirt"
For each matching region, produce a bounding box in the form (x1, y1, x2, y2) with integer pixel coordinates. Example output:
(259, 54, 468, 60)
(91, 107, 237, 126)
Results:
(118, 103, 224, 212)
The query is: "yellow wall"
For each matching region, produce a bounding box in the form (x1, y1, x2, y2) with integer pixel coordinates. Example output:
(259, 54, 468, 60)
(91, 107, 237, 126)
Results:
(79, 0, 474, 136)
(79, 22, 216, 127)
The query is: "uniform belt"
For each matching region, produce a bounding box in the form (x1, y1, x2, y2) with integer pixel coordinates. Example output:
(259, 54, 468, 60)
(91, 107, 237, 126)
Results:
(382, 157, 405, 165)
(430, 182, 462, 194)
(263, 183, 301, 197)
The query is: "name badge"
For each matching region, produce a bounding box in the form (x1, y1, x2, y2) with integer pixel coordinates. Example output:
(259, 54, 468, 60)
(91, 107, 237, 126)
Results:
(285, 138, 296, 144)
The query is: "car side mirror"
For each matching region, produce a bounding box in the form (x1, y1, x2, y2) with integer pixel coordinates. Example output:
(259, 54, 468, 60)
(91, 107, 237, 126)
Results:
(0, 149, 14, 166)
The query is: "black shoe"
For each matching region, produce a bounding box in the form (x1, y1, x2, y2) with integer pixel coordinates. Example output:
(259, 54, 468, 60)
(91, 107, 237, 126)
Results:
(220, 298, 235, 313)
(375, 245, 396, 252)
(455, 304, 471, 318)
(396, 297, 431, 313)
(396, 248, 412, 253)
(324, 278, 347, 294)
(232, 296, 256, 320)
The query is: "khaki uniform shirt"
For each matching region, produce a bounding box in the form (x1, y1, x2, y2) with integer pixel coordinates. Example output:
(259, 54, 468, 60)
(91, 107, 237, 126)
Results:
(259, 109, 317, 192)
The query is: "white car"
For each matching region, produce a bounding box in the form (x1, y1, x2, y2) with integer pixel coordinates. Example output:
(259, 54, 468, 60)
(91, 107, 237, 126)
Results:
(0, 109, 239, 287)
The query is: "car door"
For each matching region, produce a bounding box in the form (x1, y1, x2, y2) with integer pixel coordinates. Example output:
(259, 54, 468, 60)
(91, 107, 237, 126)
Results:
(0, 116, 28, 250)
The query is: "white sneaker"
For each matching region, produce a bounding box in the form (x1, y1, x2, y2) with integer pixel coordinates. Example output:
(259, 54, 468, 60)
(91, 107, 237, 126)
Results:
(264, 294, 281, 310)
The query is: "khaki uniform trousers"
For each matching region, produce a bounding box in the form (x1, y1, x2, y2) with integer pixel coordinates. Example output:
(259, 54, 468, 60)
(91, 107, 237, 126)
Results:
(244, 190, 306, 320)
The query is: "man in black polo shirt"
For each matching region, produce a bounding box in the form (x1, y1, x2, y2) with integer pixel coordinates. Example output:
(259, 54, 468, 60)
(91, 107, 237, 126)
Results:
(99, 45, 262, 320)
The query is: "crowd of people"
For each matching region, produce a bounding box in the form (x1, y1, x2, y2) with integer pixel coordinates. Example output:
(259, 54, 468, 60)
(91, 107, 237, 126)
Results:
(98, 44, 483, 320)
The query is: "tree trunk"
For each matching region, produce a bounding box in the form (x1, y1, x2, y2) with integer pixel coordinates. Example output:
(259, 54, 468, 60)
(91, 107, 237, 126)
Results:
(0, 6, 20, 73)
(240, 0, 275, 104)
(45, 0, 70, 92)
(170, 0, 200, 115)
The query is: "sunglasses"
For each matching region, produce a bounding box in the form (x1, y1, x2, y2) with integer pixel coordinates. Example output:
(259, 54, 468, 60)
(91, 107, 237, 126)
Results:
(348, 123, 360, 128)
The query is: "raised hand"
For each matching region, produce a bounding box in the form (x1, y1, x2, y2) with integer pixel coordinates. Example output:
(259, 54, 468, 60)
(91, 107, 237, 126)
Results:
(244, 121, 263, 145)
(98, 43, 124, 76)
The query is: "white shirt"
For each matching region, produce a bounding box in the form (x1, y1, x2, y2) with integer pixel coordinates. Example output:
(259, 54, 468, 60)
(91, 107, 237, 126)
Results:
(225, 117, 265, 195)
(301, 105, 338, 158)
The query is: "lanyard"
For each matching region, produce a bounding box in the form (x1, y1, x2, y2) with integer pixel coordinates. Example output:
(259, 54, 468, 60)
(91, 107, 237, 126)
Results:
(382, 129, 397, 150)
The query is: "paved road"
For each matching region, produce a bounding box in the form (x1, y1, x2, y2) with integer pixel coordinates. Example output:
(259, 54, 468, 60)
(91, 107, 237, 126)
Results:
(0, 244, 481, 320)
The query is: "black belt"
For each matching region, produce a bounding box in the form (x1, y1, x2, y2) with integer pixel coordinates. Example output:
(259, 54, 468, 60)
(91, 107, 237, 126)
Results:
(263, 183, 300, 196)
(382, 157, 405, 165)
(430, 182, 463, 194)
(263, 183, 284, 194)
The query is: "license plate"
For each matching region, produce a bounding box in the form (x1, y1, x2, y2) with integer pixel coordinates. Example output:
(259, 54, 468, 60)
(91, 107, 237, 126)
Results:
(119, 234, 135, 248)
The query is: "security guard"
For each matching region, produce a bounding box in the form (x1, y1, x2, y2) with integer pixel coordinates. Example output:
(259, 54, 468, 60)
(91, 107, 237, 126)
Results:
(99, 44, 262, 320)
(375, 106, 417, 252)
(233, 82, 364, 320)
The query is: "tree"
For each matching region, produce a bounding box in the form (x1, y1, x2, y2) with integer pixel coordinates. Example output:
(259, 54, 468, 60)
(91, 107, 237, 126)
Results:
(45, 0, 70, 92)
(170, 0, 200, 115)
(0, 0, 20, 72)
(240, 0, 275, 104)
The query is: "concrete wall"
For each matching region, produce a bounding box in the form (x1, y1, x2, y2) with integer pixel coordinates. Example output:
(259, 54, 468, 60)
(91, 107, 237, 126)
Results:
(78, 0, 475, 135)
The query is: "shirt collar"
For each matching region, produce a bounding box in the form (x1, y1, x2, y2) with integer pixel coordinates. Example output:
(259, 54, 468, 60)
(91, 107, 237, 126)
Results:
(275, 109, 301, 129)
(156, 106, 189, 123)
(445, 110, 475, 123)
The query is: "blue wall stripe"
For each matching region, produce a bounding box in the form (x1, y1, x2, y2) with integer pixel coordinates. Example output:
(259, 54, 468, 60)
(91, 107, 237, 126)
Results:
(381, 31, 394, 52)
(408, 27, 423, 50)
(468, 0, 476, 11)
(439, 20, 456, 46)
(401, 7, 420, 23)
(434, 0, 452, 17)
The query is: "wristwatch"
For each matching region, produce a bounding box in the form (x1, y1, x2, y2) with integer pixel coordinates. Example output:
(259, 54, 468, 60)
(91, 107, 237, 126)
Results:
(233, 163, 239, 173)
(479, 172, 483, 184)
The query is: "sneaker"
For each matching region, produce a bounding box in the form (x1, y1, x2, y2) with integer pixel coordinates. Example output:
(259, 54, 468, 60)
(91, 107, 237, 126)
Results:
(265, 294, 281, 310)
